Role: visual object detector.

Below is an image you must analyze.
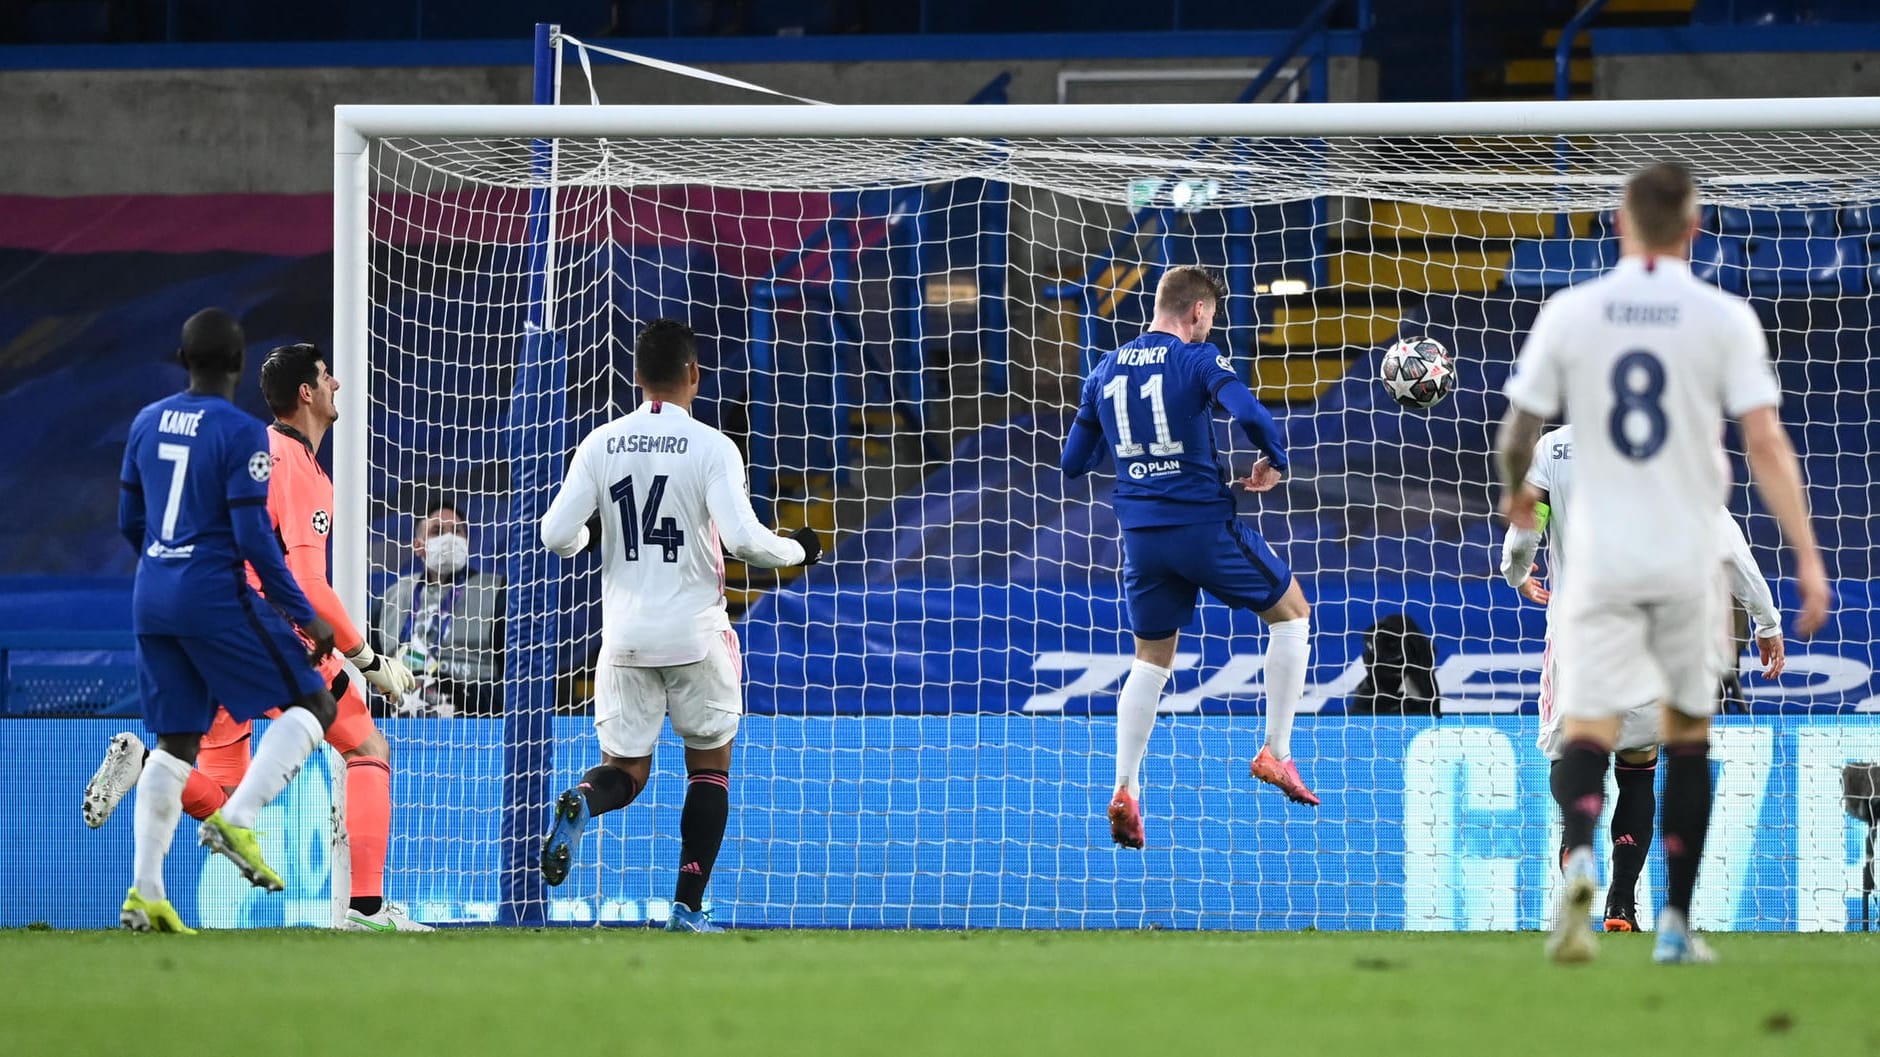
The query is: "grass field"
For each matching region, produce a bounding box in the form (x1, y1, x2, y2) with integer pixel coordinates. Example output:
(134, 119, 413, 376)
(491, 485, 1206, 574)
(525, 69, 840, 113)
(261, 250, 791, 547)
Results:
(3, 929, 1875, 1057)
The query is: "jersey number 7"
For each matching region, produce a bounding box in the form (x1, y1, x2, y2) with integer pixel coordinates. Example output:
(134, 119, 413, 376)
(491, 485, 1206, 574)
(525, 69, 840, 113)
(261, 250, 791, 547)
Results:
(609, 474, 686, 562)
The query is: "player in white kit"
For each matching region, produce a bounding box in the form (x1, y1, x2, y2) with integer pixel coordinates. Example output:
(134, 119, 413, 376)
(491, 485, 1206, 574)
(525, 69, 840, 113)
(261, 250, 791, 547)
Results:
(1499, 423, 1786, 932)
(1498, 162, 1829, 965)
(537, 318, 821, 933)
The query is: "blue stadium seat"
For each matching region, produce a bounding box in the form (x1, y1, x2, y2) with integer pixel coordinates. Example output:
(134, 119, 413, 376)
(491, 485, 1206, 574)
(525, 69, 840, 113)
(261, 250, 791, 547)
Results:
(1691, 234, 1750, 294)
(1745, 235, 1870, 294)
(1840, 206, 1877, 238)
(1716, 205, 1839, 236)
(1691, 0, 1806, 25)
(1503, 237, 1614, 291)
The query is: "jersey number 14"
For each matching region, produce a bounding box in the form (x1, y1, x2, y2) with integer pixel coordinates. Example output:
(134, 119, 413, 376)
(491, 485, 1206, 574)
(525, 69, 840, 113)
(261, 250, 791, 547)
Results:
(609, 474, 686, 562)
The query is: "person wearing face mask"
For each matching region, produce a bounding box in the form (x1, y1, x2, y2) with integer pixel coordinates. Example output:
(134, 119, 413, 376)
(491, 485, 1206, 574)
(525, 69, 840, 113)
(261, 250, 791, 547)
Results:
(372, 500, 506, 717)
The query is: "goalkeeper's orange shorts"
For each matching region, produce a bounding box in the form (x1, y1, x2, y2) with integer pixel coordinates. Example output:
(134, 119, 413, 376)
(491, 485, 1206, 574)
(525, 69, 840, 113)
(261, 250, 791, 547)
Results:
(196, 652, 377, 790)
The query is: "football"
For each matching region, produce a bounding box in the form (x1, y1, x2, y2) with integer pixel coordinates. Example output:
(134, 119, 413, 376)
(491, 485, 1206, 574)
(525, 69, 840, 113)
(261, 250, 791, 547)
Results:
(1379, 337, 1456, 409)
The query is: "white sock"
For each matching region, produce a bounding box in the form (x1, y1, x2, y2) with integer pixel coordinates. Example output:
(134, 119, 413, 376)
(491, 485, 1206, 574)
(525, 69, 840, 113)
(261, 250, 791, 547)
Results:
(1263, 617, 1312, 760)
(1115, 660, 1172, 798)
(133, 750, 191, 902)
(221, 707, 323, 828)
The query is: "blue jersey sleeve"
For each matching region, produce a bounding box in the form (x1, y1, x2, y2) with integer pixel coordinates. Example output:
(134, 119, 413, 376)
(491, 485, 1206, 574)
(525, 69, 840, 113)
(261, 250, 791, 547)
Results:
(1192, 344, 1289, 473)
(118, 414, 147, 552)
(1060, 373, 1106, 478)
(225, 418, 319, 626)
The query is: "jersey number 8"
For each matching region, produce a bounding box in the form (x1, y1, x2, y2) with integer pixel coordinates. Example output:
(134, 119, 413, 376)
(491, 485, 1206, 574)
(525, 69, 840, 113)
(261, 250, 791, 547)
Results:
(1608, 349, 1668, 462)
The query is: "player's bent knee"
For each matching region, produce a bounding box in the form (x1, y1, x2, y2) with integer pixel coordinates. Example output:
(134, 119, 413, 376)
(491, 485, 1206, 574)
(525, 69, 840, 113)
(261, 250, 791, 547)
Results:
(345, 729, 390, 762)
(155, 732, 203, 766)
(1660, 707, 1710, 744)
(293, 690, 339, 731)
(1133, 632, 1179, 668)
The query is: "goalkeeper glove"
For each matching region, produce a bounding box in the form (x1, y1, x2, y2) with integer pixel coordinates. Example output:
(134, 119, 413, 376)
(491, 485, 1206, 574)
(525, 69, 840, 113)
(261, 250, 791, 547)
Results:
(346, 642, 415, 696)
(789, 526, 823, 566)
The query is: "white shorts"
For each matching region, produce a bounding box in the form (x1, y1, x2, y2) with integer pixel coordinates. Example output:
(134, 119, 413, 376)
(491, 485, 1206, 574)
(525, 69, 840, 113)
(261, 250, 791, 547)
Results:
(1536, 639, 1661, 760)
(1554, 580, 1727, 728)
(594, 631, 744, 758)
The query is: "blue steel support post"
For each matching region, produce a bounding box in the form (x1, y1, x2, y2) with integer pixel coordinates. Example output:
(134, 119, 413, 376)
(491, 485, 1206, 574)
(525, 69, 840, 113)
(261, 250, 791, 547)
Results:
(979, 182, 1011, 396)
(887, 190, 930, 448)
(498, 21, 560, 927)
(827, 217, 859, 483)
(748, 284, 783, 524)
(1556, 0, 1608, 237)
(1227, 202, 1255, 384)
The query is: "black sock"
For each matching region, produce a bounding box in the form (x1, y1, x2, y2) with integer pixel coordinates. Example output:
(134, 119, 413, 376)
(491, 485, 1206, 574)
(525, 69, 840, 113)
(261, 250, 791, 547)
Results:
(349, 896, 383, 916)
(1551, 740, 1609, 855)
(578, 765, 639, 817)
(1607, 757, 1657, 910)
(674, 769, 730, 912)
(1661, 741, 1713, 916)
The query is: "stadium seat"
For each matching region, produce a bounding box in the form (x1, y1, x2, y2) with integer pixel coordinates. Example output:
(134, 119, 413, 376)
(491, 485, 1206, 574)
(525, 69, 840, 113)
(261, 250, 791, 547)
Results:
(1716, 205, 1839, 236)
(1690, 234, 1750, 294)
(1840, 206, 1876, 238)
(1745, 235, 1870, 294)
(1502, 237, 1614, 291)
(1690, 0, 1806, 25)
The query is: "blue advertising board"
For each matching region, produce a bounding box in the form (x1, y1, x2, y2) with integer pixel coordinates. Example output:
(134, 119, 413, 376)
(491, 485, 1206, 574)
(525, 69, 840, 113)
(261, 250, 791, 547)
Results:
(8, 714, 1877, 933)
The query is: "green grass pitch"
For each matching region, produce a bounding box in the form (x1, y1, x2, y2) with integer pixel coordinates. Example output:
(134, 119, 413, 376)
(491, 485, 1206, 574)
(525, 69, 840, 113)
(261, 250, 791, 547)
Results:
(4, 929, 1875, 1056)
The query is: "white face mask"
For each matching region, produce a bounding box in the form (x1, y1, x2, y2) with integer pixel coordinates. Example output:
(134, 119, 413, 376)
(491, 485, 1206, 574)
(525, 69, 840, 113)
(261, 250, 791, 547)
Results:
(423, 531, 469, 576)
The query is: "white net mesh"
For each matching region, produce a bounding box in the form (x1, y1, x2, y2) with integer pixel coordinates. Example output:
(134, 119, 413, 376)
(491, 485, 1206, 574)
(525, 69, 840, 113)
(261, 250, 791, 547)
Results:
(355, 121, 1880, 931)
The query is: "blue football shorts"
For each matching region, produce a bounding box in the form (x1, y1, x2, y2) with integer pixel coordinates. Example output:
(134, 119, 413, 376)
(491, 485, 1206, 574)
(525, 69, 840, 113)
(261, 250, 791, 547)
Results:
(1121, 519, 1293, 640)
(136, 592, 328, 736)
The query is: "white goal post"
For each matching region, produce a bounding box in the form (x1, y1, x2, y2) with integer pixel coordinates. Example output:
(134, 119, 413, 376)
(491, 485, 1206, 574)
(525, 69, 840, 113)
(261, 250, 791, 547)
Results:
(333, 97, 1880, 931)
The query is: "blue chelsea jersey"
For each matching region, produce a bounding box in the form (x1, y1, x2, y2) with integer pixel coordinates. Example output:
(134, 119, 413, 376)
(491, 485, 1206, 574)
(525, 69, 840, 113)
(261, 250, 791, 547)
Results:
(1079, 332, 1242, 529)
(120, 392, 275, 632)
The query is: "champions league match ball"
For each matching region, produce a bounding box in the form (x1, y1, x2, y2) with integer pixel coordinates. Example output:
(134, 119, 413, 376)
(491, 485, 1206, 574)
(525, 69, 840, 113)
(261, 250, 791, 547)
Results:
(1378, 336, 1456, 410)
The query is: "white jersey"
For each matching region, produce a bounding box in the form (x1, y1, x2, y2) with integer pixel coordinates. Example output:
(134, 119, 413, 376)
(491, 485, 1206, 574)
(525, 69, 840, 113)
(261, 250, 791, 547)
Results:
(1500, 424, 1781, 637)
(1503, 256, 1781, 602)
(540, 400, 805, 668)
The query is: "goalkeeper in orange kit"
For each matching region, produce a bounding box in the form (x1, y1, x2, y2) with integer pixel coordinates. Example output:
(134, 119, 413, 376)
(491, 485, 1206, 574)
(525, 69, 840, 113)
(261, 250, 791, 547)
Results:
(86, 343, 431, 931)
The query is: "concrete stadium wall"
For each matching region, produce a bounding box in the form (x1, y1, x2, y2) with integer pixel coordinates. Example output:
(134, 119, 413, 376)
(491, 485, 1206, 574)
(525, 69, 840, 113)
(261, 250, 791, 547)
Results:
(0, 55, 1375, 196)
(1598, 51, 1880, 100)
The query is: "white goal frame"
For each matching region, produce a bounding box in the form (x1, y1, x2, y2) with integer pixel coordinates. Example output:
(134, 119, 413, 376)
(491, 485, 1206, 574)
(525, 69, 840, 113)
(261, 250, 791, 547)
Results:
(329, 94, 1880, 623)
(330, 97, 1880, 930)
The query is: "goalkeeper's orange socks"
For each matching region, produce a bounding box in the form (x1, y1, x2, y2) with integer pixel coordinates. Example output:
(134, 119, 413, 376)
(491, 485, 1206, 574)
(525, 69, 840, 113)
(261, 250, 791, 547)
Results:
(179, 766, 228, 822)
(1660, 742, 1713, 916)
(578, 764, 639, 816)
(674, 769, 729, 912)
(1550, 740, 1609, 854)
(346, 756, 391, 916)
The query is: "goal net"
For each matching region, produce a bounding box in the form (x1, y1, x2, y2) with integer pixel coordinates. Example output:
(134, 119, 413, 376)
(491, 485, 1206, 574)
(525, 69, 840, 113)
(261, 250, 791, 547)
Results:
(335, 101, 1880, 932)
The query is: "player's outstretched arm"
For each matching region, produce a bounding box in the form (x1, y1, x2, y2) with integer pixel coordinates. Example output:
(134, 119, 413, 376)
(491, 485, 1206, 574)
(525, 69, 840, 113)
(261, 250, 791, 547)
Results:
(1212, 378, 1289, 474)
(1717, 508, 1786, 678)
(541, 436, 601, 559)
(1740, 407, 1830, 637)
(706, 437, 813, 569)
